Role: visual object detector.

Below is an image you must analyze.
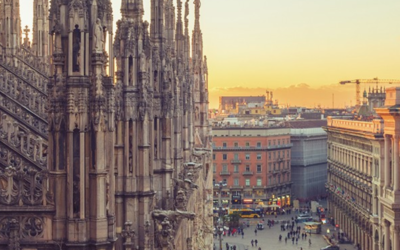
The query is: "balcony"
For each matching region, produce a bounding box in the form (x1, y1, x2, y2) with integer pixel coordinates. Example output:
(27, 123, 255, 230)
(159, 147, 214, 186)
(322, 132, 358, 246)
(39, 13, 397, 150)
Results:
(242, 171, 254, 176)
(219, 171, 231, 176)
(267, 143, 293, 150)
(231, 159, 242, 164)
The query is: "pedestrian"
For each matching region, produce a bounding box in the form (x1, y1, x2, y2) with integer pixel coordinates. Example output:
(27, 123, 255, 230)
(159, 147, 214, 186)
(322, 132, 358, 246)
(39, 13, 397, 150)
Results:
(258, 247, 261, 250)
(300, 248, 303, 250)
(254, 229, 257, 236)
(242, 231, 244, 239)
(279, 235, 282, 241)
(292, 237, 294, 244)
(285, 237, 287, 244)
(255, 239, 258, 246)
(251, 240, 254, 247)
(296, 238, 298, 244)
(309, 238, 312, 246)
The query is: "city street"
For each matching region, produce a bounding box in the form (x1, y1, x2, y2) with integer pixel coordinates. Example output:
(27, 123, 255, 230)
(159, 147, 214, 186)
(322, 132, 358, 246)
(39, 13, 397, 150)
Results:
(215, 212, 358, 250)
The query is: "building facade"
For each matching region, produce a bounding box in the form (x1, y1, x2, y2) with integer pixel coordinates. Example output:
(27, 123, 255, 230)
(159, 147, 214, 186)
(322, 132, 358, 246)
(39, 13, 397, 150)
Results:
(325, 86, 400, 250)
(325, 116, 381, 250)
(212, 127, 292, 208)
(0, 0, 213, 249)
(290, 126, 328, 201)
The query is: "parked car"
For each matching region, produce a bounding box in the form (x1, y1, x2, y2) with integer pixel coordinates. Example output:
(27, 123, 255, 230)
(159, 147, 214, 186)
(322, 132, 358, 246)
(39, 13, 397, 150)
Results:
(295, 216, 313, 223)
(256, 223, 264, 230)
(320, 245, 340, 250)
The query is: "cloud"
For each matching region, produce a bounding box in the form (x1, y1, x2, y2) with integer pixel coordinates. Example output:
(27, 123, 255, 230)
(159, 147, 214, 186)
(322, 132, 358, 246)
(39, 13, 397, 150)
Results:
(209, 83, 355, 109)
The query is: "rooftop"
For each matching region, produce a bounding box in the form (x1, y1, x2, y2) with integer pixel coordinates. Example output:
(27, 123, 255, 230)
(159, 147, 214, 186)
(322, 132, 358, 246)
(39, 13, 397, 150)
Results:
(326, 116, 384, 134)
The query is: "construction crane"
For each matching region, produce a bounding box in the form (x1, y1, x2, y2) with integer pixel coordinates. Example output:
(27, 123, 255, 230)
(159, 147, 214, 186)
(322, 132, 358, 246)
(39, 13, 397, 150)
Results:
(339, 78, 400, 108)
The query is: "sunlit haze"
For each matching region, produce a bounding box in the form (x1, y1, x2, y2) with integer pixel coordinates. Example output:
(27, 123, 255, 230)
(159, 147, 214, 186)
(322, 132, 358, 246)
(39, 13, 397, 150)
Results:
(21, 0, 400, 108)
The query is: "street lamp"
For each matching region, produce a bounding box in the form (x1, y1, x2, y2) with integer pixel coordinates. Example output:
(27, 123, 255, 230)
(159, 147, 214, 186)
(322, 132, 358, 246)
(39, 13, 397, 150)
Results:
(215, 181, 226, 250)
(215, 220, 224, 250)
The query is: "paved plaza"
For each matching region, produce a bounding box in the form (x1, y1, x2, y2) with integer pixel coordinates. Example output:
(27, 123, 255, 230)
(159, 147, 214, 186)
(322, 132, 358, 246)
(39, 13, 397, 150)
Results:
(215, 212, 358, 250)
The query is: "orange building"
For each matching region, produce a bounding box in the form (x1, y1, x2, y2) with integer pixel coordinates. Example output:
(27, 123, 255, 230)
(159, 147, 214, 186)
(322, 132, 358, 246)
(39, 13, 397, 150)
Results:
(212, 127, 292, 208)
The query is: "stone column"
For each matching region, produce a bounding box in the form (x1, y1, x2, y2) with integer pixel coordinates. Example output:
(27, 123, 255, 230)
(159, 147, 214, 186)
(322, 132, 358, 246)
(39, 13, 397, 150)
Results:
(394, 136, 399, 191)
(384, 135, 391, 188)
(393, 226, 399, 250)
(385, 220, 391, 250)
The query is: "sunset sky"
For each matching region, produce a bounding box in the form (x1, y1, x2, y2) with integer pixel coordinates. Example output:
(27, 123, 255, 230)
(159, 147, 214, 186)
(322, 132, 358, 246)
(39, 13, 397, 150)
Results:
(20, 0, 400, 108)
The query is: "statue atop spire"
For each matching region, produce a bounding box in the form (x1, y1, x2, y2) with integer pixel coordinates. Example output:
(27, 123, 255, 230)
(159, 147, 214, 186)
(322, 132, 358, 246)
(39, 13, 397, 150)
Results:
(23, 25, 31, 48)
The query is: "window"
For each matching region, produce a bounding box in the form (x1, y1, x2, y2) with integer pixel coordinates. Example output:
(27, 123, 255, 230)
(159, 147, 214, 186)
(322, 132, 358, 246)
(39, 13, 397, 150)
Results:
(245, 179, 250, 186)
(234, 142, 238, 148)
(245, 165, 250, 172)
(245, 142, 250, 148)
(268, 141, 271, 146)
(213, 164, 216, 173)
(223, 179, 227, 184)
(222, 164, 228, 172)
(273, 152, 276, 159)
(257, 178, 262, 186)
(257, 142, 261, 148)
(257, 153, 262, 160)
(234, 153, 239, 160)
(257, 165, 262, 173)
(234, 165, 239, 173)
(268, 152, 271, 159)
(213, 154, 215, 160)
(222, 142, 227, 148)
(223, 154, 227, 160)
(287, 150, 290, 158)
(245, 154, 250, 160)
(234, 178, 239, 186)
(278, 139, 281, 145)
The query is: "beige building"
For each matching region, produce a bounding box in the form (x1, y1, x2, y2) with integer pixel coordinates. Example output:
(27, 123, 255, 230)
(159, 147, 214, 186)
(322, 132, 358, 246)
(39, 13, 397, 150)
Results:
(325, 87, 400, 250)
(0, 0, 213, 249)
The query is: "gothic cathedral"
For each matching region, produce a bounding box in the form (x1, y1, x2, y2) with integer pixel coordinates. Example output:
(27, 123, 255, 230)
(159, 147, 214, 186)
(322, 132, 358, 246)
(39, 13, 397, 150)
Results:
(0, 0, 213, 249)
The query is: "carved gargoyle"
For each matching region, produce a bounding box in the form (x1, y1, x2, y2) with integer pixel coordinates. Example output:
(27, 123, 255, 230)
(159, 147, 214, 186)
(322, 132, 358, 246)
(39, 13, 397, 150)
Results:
(172, 177, 198, 190)
(151, 209, 196, 222)
(184, 161, 203, 170)
(192, 147, 211, 160)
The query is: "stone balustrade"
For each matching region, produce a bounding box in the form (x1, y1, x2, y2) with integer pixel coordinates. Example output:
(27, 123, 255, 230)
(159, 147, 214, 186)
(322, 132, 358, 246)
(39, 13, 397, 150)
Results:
(327, 116, 384, 134)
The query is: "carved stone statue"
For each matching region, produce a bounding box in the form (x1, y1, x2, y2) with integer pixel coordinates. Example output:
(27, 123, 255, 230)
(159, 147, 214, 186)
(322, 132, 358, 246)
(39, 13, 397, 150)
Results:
(174, 189, 187, 210)
(139, 51, 147, 72)
(72, 26, 81, 72)
(93, 19, 104, 53)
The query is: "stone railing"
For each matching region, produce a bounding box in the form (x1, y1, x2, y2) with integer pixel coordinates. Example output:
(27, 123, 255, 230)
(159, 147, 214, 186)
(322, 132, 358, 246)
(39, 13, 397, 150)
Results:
(0, 72, 47, 120)
(0, 96, 48, 138)
(327, 116, 384, 134)
(0, 116, 47, 169)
